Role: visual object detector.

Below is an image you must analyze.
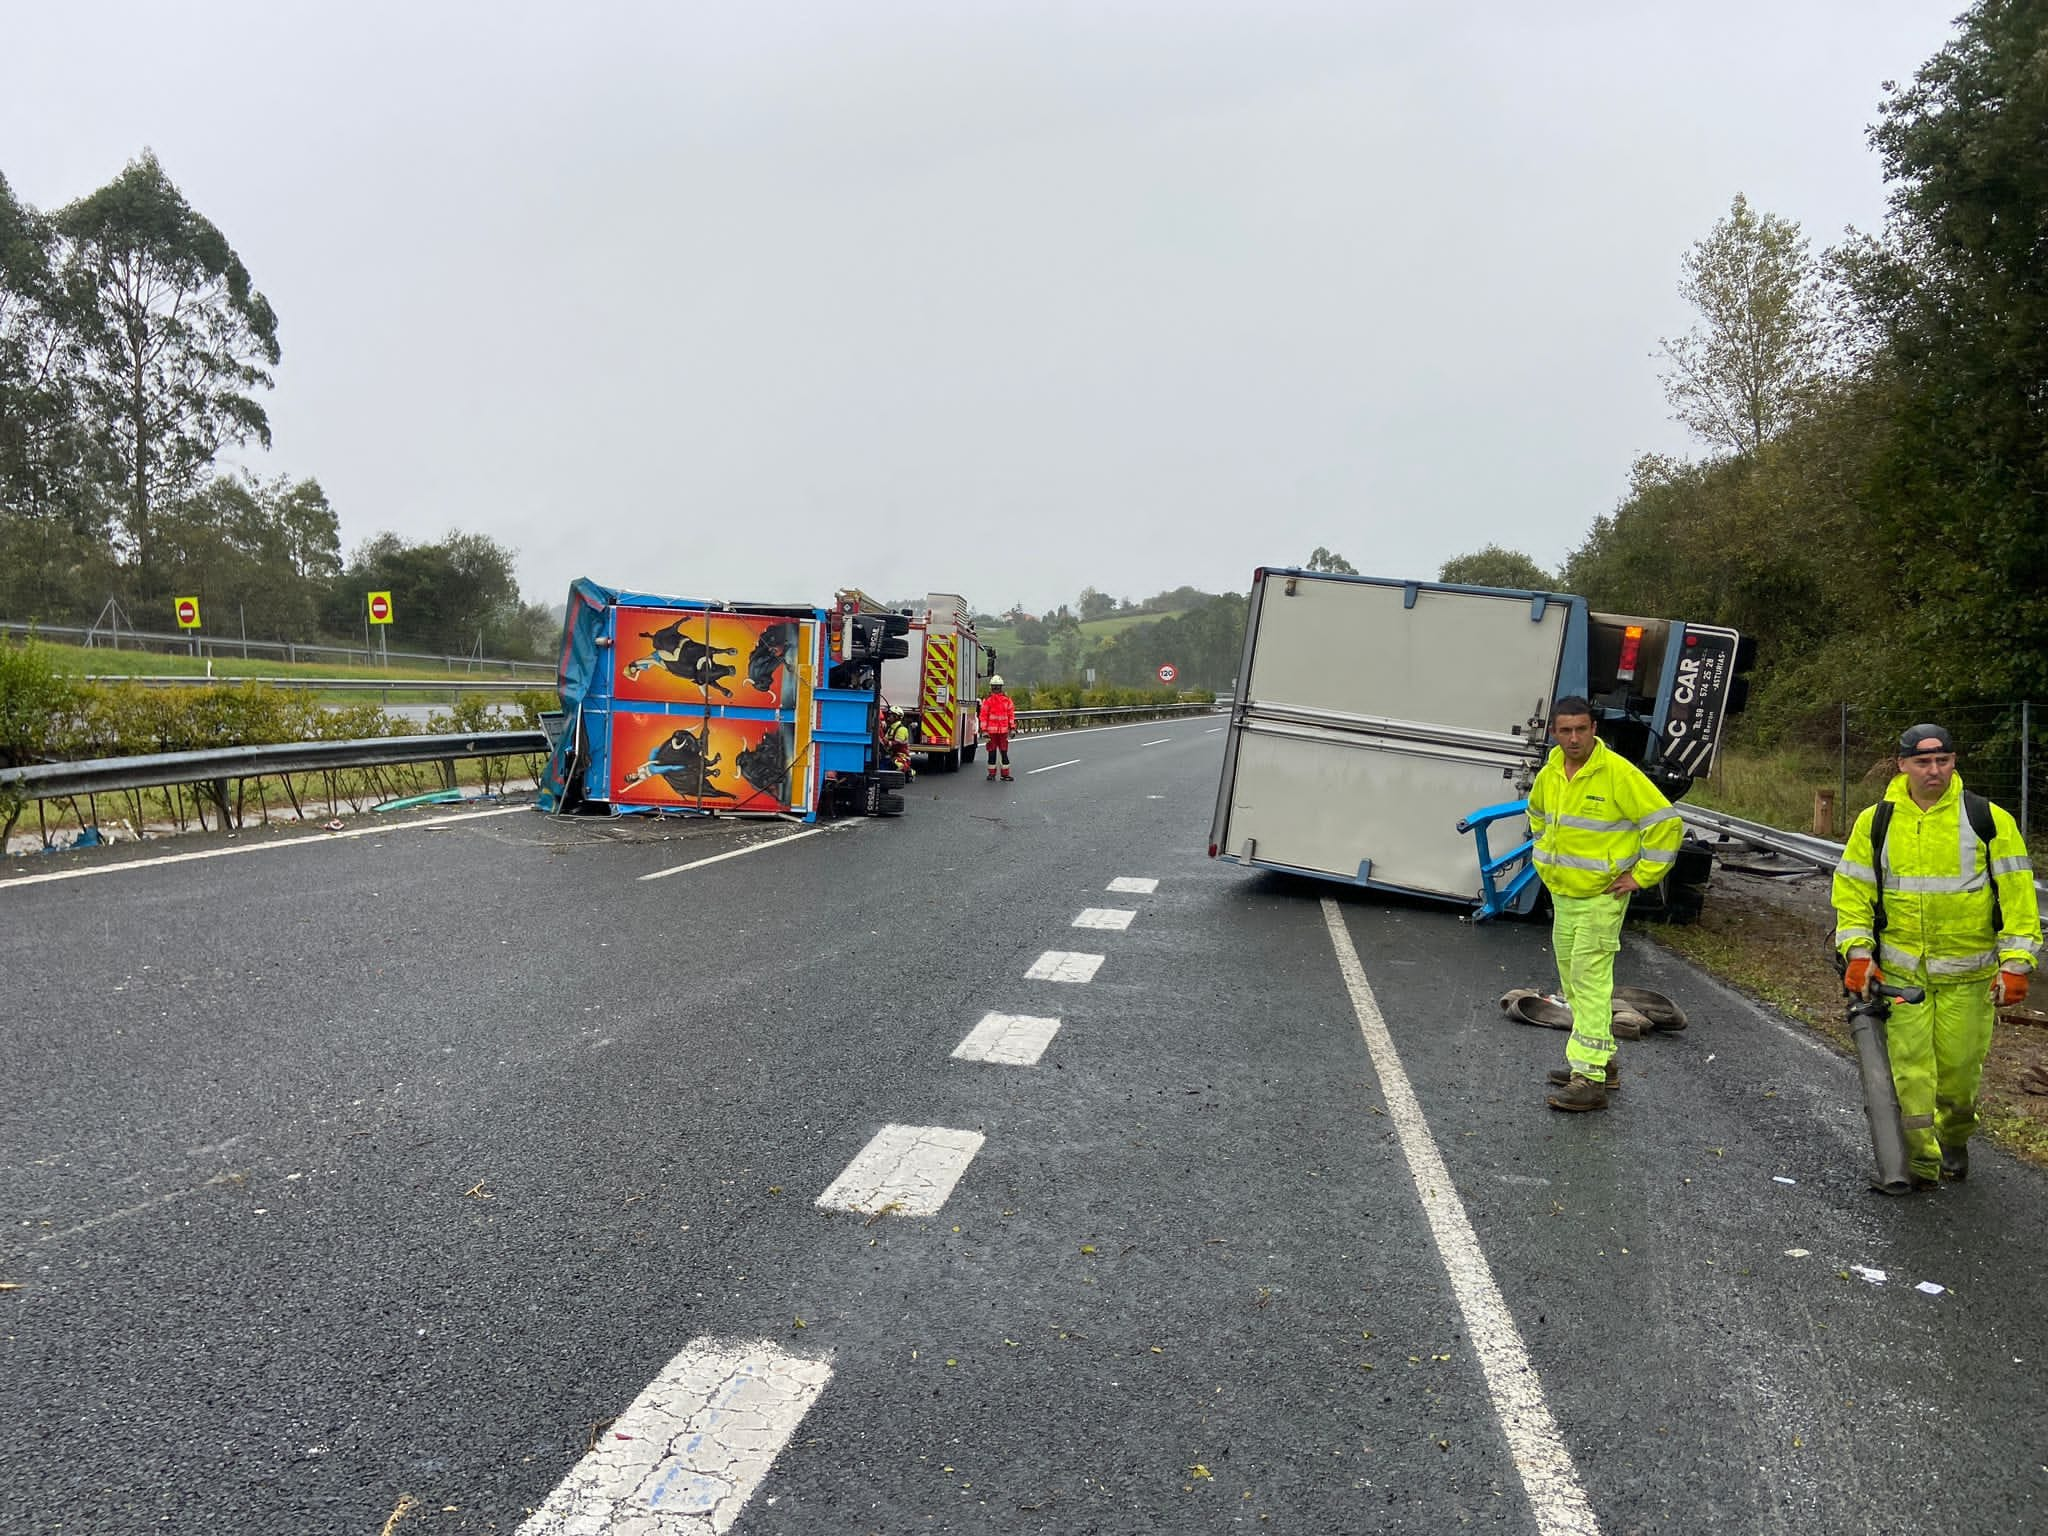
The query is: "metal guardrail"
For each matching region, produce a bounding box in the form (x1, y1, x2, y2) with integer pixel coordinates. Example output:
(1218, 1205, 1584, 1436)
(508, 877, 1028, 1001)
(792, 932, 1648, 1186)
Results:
(1, 703, 1219, 834)
(1684, 802, 2048, 899)
(1013, 702, 1218, 733)
(1, 731, 549, 804)
(1680, 805, 1849, 869)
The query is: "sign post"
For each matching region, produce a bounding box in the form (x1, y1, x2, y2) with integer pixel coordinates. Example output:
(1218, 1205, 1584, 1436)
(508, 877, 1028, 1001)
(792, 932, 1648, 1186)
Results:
(367, 591, 393, 667)
(175, 596, 201, 658)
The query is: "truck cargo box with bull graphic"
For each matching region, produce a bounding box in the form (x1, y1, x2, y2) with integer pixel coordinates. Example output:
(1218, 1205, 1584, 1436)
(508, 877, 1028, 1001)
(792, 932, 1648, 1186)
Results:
(538, 580, 913, 821)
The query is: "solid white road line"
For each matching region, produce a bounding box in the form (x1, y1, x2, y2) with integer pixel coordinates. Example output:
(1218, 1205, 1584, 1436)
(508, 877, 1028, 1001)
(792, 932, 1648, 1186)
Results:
(1026, 758, 1080, 775)
(640, 826, 826, 882)
(816, 1124, 986, 1217)
(1140, 737, 1173, 746)
(1319, 898, 1599, 1536)
(1025, 949, 1105, 983)
(0, 805, 529, 891)
(1072, 907, 1136, 930)
(1107, 877, 1159, 893)
(952, 1011, 1063, 1066)
(516, 1336, 832, 1535)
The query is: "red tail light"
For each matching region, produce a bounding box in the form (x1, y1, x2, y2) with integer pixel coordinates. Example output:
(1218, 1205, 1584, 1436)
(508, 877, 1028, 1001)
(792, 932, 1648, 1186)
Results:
(1616, 624, 1644, 682)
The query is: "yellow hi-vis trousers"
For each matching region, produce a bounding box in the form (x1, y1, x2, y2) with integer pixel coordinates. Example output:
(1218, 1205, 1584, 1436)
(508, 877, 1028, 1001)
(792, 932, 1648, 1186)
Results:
(1554, 892, 1628, 1076)
(1884, 975, 1997, 1178)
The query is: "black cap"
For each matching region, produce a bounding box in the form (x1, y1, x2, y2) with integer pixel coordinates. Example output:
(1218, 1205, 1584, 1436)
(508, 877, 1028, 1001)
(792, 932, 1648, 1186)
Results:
(1897, 723, 1955, 758)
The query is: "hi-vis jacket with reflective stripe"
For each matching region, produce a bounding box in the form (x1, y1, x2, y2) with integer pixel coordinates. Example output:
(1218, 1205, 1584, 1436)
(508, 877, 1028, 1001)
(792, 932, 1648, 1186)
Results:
(1525, 736, 1684, 899)
(1832, 772, 2042, 982)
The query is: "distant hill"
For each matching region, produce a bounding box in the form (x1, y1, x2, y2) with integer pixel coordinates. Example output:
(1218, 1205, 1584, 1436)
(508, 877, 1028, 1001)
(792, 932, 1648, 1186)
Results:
(975, 610, 1186, 653)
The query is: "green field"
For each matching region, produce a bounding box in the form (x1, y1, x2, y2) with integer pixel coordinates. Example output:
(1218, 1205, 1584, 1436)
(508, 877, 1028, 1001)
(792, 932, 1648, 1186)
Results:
(976, 609, 1186, 653)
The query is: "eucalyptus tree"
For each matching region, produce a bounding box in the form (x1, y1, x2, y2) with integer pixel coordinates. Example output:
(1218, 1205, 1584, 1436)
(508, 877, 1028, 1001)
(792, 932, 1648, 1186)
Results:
(55, 151, 280, 586)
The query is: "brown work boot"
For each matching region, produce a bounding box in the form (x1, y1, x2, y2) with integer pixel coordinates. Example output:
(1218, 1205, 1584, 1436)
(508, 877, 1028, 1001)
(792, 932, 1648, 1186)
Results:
(1547, 1060, 1619, 1092)
(1940, 1145, 1969, 1181)
(1546, 1073, 1609, 1112)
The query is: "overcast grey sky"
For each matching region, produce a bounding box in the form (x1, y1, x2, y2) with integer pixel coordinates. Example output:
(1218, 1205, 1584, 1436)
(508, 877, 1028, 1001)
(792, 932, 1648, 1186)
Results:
(5, 1, 1958, 616)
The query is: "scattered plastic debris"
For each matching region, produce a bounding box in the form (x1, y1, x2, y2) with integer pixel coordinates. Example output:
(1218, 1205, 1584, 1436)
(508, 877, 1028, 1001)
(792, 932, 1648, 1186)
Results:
(372, 789, 466, 813)
(1916, 1281, 1945, 1297)
(1851, 1265, 1887, 1286)
(1773, 1176, 1797, 1185)
(322, 819, 346, 832)
(1784, 1248, 1810, 1258)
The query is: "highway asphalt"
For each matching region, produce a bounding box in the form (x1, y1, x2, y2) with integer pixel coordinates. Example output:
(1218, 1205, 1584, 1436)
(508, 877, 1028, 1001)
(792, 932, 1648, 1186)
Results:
(2, 719, 2043, 1535)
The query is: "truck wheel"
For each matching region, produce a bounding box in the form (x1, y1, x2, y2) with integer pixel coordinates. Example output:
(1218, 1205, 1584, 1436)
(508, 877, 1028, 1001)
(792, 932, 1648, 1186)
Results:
(949, 746, 964, 773)
(878, 791, 905, 816)
(964, 741, 978, 764)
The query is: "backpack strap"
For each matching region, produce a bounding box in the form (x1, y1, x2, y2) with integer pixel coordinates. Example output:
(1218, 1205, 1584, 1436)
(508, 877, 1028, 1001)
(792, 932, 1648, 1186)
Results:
(1964, 790, 2004, 935)
(1868, 800, 1894, 943)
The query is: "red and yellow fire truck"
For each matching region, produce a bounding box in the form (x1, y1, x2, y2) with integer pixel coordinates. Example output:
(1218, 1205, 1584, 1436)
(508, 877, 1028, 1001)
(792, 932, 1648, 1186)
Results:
(879, 593, 994, 774)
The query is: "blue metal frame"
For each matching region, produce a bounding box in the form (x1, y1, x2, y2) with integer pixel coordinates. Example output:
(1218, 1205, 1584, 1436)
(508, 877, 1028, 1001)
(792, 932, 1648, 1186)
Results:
(1458, 796, 1541, 921)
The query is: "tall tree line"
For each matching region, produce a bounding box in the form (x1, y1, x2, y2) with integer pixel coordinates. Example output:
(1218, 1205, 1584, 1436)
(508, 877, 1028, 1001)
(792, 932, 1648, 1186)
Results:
(1, 153, 552, 658)
(1566, 0, 2048, 743)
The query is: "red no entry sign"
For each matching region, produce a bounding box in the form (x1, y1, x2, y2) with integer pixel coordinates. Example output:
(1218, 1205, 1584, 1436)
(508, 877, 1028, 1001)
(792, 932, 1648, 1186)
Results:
(174, 597, 201, 629)
(1157, 663, 1178, 683)
(368, 591, 393, 624)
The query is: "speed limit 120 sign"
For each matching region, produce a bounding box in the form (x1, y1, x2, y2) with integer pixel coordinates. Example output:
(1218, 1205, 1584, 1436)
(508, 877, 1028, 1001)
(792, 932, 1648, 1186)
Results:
(1157, 663, 1178, 684)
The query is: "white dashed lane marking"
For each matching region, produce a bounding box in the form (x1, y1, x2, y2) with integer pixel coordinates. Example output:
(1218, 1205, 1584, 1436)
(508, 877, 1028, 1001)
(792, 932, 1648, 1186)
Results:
(1024, 950, 1105, 983)
(516, 1337, 831, 1536)
(815, 1124, 986, 1217)
(1107, 876, 1159, 893)
(640, 826, 827, 882)
(1071, 908, 1135, 930)
(1026, 758, 1081, 775)
(1319, 898, 1600, 1535)
(952, 1011, 1062, 1066)
(1140, 737, 1172, 746)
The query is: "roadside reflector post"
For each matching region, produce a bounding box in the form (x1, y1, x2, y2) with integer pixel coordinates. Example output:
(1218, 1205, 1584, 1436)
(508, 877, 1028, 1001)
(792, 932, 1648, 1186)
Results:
(1814, 788, 1837, 837)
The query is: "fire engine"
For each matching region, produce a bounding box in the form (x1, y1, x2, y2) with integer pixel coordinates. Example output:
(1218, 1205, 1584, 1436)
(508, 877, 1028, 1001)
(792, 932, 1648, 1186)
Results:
(879, 593, 997, 774)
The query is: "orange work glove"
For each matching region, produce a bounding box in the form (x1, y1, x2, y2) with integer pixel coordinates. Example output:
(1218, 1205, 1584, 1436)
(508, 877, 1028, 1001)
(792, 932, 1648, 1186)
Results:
(1994, 969, 2030, 1006)
(1842, 956, 1880, 999)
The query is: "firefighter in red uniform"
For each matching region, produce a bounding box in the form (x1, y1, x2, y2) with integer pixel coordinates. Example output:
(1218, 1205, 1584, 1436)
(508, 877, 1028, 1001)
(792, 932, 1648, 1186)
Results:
(980, 676, 1015, 782)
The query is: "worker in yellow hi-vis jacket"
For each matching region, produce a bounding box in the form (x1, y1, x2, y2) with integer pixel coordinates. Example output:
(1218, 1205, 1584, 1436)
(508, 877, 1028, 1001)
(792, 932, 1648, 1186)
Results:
(1526, 695, 1685, 1113)
(1831, 723, 2041, 1186)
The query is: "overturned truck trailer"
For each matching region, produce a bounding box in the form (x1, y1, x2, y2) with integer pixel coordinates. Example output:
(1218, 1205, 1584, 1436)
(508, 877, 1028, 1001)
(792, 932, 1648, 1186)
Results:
(538, 580, 910, 820)
(1206, 569, 1751, 920)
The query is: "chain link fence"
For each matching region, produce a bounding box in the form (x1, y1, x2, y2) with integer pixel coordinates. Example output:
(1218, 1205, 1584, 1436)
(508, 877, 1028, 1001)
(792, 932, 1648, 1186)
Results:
(1827, 701, 2042, 845)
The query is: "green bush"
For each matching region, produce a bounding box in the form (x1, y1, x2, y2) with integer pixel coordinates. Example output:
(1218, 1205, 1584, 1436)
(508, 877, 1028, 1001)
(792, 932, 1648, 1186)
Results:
(42, 681, 403, 759)
(511, 688, 557, 729)
(0, 638, 78, 769)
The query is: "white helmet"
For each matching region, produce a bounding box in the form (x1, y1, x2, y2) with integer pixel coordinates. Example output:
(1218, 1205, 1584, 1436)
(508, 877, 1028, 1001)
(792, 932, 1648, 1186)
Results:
(988, 675, 1005, 688)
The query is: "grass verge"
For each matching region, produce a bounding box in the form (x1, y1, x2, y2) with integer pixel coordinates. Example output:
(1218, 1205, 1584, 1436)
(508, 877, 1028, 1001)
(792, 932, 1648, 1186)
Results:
(30, 637, 546, 685)
(1637, 874, 2048, 1171)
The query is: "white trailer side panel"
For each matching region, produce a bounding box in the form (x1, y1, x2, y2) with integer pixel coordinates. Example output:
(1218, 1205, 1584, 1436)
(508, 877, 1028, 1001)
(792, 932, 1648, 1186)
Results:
(1242, 576, 1565, 731)
(1220, 727, 1529, 895)
(1213, 574, 1573, 903)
